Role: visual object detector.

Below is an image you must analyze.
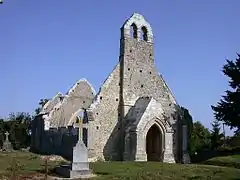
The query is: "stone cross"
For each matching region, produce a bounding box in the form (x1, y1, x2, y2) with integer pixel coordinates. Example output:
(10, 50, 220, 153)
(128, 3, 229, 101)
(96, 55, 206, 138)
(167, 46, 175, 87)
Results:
(5, 131, 9, 141)
(76, 116, 88, 143)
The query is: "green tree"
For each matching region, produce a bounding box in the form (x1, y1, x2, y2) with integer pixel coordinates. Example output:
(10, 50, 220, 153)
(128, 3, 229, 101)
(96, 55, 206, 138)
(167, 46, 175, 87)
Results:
(212, 54, 240, 135)
(5, 112, 32, 149)
(0, 119, 4, 146)
(210, 119, 224, 149)
(35, 98, 49, 115)
(189, 121, 211, 156)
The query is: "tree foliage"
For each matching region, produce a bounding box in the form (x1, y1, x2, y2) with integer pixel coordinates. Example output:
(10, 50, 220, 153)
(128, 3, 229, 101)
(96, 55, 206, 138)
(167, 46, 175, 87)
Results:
(0, 112, 32, 149)
(189, 121, 211, 156)
(180, 107, 212, 156)
(34, 98, 49, 115)
(210, 119, 224, 149)
(212, 54, 240, 134)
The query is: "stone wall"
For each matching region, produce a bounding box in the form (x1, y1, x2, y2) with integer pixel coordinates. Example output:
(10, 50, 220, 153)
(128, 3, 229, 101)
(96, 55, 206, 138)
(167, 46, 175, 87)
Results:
(86, 13, 180, 161)
(41, 92, 64, 113)
(49, 79, 95, 127)
(31, 114, 79, 160)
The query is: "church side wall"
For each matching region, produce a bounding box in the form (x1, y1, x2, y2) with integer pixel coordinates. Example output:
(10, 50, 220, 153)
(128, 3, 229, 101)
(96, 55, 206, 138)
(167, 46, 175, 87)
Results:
(87, 64, 122, 160)
(42, 127, 79, 160)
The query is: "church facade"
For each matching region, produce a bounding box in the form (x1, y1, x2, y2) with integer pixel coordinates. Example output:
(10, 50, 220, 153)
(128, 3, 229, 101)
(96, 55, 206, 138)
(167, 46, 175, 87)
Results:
(31, 13, 187, 163)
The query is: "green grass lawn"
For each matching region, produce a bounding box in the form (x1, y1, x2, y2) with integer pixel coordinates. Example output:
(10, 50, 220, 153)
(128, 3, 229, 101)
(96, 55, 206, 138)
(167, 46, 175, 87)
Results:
(0, 151, 64, 179)
(91, 162, 240, 180)
(202, 154, 240, 169)
(0, 151, 240, 180)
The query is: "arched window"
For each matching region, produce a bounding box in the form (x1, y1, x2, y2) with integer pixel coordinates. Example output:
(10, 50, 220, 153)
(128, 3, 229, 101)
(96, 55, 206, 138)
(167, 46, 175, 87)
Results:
(141, 26, 148, 41)
(130, 23, 138, 39)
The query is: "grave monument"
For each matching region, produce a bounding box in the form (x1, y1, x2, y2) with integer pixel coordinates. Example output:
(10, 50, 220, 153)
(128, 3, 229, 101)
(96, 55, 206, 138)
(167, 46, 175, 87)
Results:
(2, 131, 13, 152)
(55, 118, 94, 178)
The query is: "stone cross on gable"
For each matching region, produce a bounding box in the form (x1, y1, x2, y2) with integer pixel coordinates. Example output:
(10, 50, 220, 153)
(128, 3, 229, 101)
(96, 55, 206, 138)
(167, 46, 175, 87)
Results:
(5, 131, 9, 141)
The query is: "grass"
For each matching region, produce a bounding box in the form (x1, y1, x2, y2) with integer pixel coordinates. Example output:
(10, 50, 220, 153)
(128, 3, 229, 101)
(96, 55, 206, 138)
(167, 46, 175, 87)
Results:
(202, 155, 240, 169)
(0, 151, 240, 180)
(0, 151, 64, 179)
(91, 162, 240, 180)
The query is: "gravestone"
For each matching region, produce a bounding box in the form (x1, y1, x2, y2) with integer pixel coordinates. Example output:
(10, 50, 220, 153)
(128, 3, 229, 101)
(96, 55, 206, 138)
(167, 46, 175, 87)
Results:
(70, 140, 91, 177)
(2, 131, 13, 152)
(182, 125, 191, 164)
(55, 119, 94, 178)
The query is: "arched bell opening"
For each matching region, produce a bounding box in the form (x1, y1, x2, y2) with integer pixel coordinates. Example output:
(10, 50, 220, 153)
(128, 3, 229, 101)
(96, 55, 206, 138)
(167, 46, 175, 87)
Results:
(130, 23, 138, 39)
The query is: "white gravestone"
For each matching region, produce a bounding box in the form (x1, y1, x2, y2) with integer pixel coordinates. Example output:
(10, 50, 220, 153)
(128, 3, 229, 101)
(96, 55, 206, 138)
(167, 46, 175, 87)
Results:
(55, 118, 93, 178)
(2, 131, 13, 151)
(72, 118, 90, 171)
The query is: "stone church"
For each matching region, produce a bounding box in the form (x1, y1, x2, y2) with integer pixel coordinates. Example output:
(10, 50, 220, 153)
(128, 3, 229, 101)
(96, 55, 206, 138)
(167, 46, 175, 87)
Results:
(31, 13, 189, 163)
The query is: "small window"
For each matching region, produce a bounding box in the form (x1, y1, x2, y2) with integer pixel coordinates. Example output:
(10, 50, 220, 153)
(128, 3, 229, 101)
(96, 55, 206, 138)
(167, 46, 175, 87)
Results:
(141, 85, 144, 88)
(83, 101, 85, 104)
(116, 98, 119, 101)
(128, 68, 130, 71)
(130, 49, 132, 53)
(140, 70, 142, 73)
(96, 126, 99, 130)
(149, 72, 152, 74)
(100, 96, 102, 100)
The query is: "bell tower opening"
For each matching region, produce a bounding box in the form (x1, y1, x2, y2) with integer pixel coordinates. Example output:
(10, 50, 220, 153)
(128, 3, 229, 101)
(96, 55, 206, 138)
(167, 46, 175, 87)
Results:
(140, 26, 148, 41)
(146, 124, 163, 161)
(130, 23, 138, 39)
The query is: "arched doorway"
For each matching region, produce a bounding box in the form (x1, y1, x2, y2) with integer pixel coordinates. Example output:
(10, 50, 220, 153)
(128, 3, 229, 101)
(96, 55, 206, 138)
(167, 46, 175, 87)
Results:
(146, 124, 163, 161)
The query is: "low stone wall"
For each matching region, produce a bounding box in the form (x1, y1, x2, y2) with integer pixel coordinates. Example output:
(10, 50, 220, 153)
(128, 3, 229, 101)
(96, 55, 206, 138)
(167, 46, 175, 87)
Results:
(31, 118, 79, 160)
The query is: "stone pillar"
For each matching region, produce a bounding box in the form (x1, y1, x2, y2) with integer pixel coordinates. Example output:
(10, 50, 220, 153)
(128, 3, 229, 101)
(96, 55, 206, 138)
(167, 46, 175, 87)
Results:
(163, 130, 175, 163)
(87, 123, 94, 158)
(134, 131, 147, 161)
(182, 125, 191, 164)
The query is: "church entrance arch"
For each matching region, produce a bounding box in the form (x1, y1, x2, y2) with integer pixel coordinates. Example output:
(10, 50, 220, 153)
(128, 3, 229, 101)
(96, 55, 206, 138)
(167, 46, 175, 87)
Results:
(146, 124, 163, 161)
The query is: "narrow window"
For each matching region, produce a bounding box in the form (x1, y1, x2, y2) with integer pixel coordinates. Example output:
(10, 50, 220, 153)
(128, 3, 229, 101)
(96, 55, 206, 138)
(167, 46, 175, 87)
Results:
(130, 23, 138, 39)
(141, 26, 148, 41)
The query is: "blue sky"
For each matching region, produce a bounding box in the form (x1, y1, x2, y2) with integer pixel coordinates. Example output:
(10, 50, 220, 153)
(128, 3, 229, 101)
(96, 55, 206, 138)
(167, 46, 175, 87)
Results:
(0, 1, 239, 135)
